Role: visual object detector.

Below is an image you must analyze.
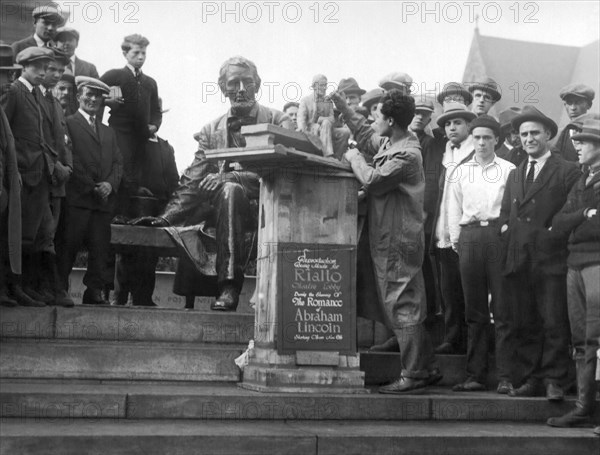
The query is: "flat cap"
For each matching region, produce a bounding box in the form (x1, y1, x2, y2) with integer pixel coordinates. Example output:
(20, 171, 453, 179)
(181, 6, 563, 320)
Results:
(32, 5, 65, 25)
(559, 83, 595, 103)
(379, 72, 413, 94)
(571, 118, 600, 143)
(436, 102, 476, 128)
(51, 48, 70, 66)
(467, 76, 501, 102)
(469, 114, 501, 137)
(414, 98, 434, 113)
(15, 46, 54, 65)
(75, 76, 110, 95)
(55, 27, 80, 42)
(511, 106, 558, 139)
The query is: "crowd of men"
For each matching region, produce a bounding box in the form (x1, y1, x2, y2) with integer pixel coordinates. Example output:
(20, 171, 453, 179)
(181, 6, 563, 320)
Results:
(0, 5, 598, 434)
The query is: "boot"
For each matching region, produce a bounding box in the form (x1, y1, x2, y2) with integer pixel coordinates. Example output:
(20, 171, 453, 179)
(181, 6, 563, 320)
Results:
(9, 282, 45, 307)
(547, 358, 597, 427)
(22, 253, 52, 303)
(0, 287, 18, 306)
(37, 252, 57, 302)
(43, 253, 74, 307)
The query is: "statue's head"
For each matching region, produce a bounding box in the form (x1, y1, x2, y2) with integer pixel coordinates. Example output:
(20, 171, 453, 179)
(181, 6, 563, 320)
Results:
(218, 56, 261, 115)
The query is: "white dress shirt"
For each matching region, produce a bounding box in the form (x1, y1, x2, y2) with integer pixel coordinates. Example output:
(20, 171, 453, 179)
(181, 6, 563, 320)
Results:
(435, 136, 474, 248)
(448, 154, 516, 245)
(526, 149, 551, 181)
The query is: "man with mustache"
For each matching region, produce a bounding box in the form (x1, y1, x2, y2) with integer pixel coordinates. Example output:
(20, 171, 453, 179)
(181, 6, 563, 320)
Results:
(135, 56, 292, 311)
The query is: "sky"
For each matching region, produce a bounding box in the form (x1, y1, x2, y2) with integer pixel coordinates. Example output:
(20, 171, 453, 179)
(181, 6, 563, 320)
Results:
(49, 0, 600, 171)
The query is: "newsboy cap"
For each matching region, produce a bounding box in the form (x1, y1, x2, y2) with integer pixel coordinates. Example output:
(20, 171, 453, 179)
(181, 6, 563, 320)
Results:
(15, 46, 54, 65)
(559, 83, 595, 103)
(32, 5, 65, 25)
(414, 98, 434, 113)
(436, 102, 476, 128)
(469, 114, 501, 137)
(378, 72, 413, 94)
(75, 76, 110, 95)
(55, 27, 80, 42)
(511, 106, 558, 139)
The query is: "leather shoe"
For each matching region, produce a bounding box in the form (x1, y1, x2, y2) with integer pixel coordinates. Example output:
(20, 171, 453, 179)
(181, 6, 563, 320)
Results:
(0, 288, 18, 307)
(509, 382, 539, 397)
(368, 336, 399, 352)
(434, 342, 456, 354)
(10, 285, 46, 307)
(452, 380, 486, 392)
(379, 376, 428, 395)
(497, 380, 514, 394)
(546, 383, 564, 402)
(547, 409, 591, 427)
(211, 285, 239, 312)
(48, 290, 75, 307)
(593, 426, 600, 436)
(82, 288, 108, 305)
(426, 368, 443, 386)
(23, 286, 53, 303)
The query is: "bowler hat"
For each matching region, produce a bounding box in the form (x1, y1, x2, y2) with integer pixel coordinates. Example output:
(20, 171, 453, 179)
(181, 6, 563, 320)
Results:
(55, 27, 80, 42)
(361, 88, 385, 110)
(338, 77, 365, 96)
(414, 98, 434, 113)
(559, 83, 595, 103)
(75, 76, 110, 95)
(469, 114, 501, 137)
(0, 44, 22, 70)
(436, 102, 476, 128)
(511, 106, 558, 139)
(379, 72, 413, 94)
(467, 76, 501, 102)
(571, 118, 600, 143)
(437, 82, 472, 105)
(32, 5, 65, 25)
(15, 46, 54, 65)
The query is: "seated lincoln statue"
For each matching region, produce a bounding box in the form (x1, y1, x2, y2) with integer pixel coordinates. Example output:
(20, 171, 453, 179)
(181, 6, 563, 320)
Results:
(134, 56, 292, 311)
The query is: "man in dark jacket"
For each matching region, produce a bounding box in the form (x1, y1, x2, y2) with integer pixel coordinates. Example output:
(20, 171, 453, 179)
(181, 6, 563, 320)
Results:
(11, 5, 64, 56)
(58, 77, 122, 305)
(547, 118, 600, 428)
(499, 106, 581, 400)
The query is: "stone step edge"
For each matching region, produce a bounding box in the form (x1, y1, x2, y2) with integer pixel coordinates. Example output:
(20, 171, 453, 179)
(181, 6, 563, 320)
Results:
(0, 338, 248, 350)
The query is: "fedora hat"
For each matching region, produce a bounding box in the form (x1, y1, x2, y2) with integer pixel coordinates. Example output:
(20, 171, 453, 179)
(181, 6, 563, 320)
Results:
(0, 44, 22, 70)
(571, 118, 600, 143)
(436, 102, 476, 128)
(511, 106, 558, 139)
(338, 77, 365, 96)
(498, 107, 521, 133)
(361, 88, 385, 110)
(467, 76, 501, 102)
(437, 82, 472, 105)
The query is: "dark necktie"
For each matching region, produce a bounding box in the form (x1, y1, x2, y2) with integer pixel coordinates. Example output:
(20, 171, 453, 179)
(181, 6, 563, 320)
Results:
(134, 68, 141, 81)
(89, 115, 97, 134)
(31, 87, 39, 103)
(525, 160, 537, 193)
(45, 89, 53, 102)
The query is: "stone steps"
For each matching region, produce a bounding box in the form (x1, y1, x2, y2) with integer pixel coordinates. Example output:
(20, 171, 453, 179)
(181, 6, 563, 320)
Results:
(1, 418, 597, 455)
(2, 381, 597, 422)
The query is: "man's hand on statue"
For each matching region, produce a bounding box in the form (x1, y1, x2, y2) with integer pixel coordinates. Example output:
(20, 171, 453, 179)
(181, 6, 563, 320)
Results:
(135, 186, 154, 197)
(344, 148, 361, 162)
(94, 182, 112, 198)
(327, 91, 348, 111)
(198, 173, 224, 195)
(130, 216, 169, 227)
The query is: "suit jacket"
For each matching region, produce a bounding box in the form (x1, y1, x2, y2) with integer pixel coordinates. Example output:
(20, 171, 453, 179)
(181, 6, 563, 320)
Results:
(416, 131, 446, 234)
(72, 56, 99, 78)
(66, 111, 122, 212)
(0, 80, 56, 186)
(11, 36, 42, 60)
(552, 126, 579, 162)
(496, 143, 511, 160)
(138, 137, 179, 202)
(100, 67, 162, 139)
(40, 90, 72, 197)
(0, 105, 22, 274)
(499, 153, 581, 275)
(505, 145, 528, 167)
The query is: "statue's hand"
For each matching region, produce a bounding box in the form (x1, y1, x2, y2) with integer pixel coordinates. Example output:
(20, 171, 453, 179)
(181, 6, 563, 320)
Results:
(198, 173, 224, 196)
(130, 216, 169, 227)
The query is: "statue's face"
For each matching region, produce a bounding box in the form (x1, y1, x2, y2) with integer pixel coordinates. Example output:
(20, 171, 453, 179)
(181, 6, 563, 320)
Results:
(224, 64, 257, 115)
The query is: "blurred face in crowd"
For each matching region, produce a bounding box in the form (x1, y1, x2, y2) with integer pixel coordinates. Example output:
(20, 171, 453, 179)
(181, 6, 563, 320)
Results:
(43, 60, 65, 88)
(123, 44, 146, 69)
(57, 36, 78, 58)
(520, 121, 551, 159)
(34, 18, 58, 42)
(471, 89, 494, 115)
(345, 93, 361, 108)
(224, 64, 257, 116)
(284, 105, 298, 128)
(22, 61, 48, 86)
(409, 109, 432, 133)
(574, 140, 600, 167)
(472, 127, 498, 160)
(443, 94, 466, 105)
(563, 95, 590, 120)
(77, 86, 103, 115)
(52, 80, 73, 108)
(507, 129, 521, 148)
(313, 77, 327, 98)
(0, 69, 19, 94)
(445, 117, 470, 146)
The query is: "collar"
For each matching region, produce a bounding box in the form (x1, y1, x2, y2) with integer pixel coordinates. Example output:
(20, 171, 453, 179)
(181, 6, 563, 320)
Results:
(528, 149, 551, 166)
(18, 76, 34, 92)
(33, 33, 45, 47)
(40, 85, 49, 96)
(446, 136, 472, 152)
(466, 153, 499, 168)
(126, 64, 140, 76)
(228, 102, 259, 122)
(78, 108, 95, 123)
(70, 55, 76, 64)
(503, 141, 514, 150)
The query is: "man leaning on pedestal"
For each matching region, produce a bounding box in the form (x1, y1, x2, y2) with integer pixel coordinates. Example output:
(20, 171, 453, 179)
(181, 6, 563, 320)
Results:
(134, 56, 292, 312)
